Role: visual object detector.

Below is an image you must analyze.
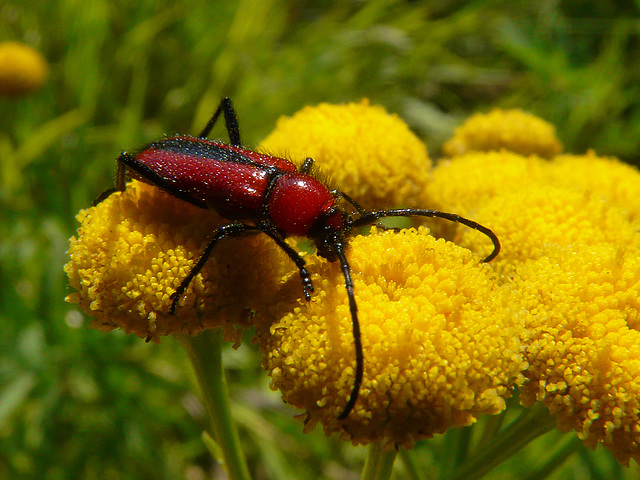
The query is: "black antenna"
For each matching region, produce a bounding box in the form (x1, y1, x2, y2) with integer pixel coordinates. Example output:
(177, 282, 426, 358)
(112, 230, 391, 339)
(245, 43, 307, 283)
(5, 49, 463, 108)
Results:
(352, 208, 500, 262)
(335, 242, 364, 420)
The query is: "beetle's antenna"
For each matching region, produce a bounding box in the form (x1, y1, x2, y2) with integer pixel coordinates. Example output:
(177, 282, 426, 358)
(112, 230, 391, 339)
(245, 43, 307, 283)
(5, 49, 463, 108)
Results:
(335, 241, 363, 420)
(352, 208, 501, 263)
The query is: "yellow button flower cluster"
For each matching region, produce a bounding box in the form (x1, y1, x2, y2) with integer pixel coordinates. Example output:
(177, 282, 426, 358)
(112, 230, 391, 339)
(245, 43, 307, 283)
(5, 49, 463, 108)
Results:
(66, 101, 527, 449)
(427, 114, 640, 464)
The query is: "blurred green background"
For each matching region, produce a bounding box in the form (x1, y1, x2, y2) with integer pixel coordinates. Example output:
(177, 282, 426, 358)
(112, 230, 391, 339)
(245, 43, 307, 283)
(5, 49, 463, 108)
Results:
(2, 1, 640, 478)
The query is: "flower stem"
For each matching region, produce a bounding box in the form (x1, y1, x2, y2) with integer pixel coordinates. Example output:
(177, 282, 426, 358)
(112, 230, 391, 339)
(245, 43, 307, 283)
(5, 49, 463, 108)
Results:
(399, 449, 430, 480)
(361, 441, 397, 480)
(452, 403, 556, 480)
(178, 329, 251, 480)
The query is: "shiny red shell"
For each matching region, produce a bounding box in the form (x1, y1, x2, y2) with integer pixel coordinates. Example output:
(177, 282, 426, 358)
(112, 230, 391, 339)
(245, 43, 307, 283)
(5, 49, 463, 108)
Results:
(269, 174, 337, 236)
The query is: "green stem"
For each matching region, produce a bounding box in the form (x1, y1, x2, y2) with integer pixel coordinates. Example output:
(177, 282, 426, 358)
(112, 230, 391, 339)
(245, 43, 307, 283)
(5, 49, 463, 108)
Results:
(361, 441, 397, 480)
(475, 410, 506, 449)
(178, 330, 251, 480)
(399, 449, 431, 480)
(522, 436, 582, 480)
(452, 403, 555, 480)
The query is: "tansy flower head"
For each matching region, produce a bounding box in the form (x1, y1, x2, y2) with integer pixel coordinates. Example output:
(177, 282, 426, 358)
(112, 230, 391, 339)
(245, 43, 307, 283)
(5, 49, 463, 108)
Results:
(458, 182, 640, 275)
(254, 227, 527, 448)
(547, 152, 640, 227)
(442, 109, 562, 158)
(258, 100, 431, 209)
(516, 245, 640, 465)
(425, 150, 548, 215)
(65, 180, 295, 345)
(427, 135, 640, 464)
(428, 151, 640, 273)
(0, 41, 48, 96)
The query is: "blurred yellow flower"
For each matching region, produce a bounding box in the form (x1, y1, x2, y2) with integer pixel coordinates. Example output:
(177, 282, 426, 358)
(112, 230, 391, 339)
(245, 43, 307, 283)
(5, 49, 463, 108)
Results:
(442, 108, 562, 158)
(65, 180, 294, 345)
(0, 41, 48, 96)
(258, 100, 431, 209)
(255, 227, 526, 447)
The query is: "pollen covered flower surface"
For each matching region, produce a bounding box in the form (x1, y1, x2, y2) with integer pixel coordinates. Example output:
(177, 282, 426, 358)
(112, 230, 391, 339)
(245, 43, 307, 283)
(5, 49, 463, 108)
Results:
(65, 180, 295, 345)
(258, 100, 431, 209)
(428, 117, 640, 464)
(255, 227, 526, 447)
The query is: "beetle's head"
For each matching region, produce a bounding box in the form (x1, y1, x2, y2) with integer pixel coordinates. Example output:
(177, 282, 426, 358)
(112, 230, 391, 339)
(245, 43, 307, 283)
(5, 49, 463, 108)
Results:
(309, 208, 351, 261)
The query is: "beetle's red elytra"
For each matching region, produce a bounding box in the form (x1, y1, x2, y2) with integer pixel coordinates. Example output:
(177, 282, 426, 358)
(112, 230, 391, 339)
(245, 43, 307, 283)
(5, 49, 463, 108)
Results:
(100, 97, 500, 420)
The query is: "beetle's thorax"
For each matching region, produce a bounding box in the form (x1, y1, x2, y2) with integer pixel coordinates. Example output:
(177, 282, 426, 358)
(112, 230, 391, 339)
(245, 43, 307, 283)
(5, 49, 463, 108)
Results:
(268, 172, 342, 237)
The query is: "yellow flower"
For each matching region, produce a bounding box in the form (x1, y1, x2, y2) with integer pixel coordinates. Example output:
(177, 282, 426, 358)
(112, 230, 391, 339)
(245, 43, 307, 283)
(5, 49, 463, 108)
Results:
(255, 227, 526, 447)
(548, 151, 640, 227)
(258, 100, 431, 209)
(427, 143, 640, 464)
(428, 151, 640, 273)
(516, 246, 640, 465)
(425, 150, 547, 215)
(0, 41, 48, 96)
(65, 180, 295, 345)
(442, 109, 562, 158)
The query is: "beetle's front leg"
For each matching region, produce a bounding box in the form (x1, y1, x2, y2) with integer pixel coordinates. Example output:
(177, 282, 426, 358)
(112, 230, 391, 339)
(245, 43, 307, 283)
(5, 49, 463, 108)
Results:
(260, 228, 315, 301)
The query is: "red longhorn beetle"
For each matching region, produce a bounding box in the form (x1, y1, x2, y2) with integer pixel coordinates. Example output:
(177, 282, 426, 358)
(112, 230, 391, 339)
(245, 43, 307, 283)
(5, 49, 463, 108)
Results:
(100, 98, 500, 420)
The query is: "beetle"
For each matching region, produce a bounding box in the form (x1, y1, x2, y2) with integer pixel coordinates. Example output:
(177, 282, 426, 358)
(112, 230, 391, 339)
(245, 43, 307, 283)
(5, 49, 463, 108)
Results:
(101, 97, 500, 420)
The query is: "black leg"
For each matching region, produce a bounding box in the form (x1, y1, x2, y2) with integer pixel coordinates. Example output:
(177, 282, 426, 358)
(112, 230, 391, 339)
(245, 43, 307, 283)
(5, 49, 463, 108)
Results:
(169, 222, 261, 314)
(352, 208, 501, 263)
(92, 187, 118, 206)
(334, 239, 363, 420)
(115, 153, 128, 191)
(260, 226, 314, 300)
(169, 221, 316, 314)
(198, 97, 242, 146)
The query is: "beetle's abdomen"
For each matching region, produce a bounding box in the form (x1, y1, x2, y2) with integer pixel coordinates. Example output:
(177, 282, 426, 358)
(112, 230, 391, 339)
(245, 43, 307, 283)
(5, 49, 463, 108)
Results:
(132, 137, 297, 218)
